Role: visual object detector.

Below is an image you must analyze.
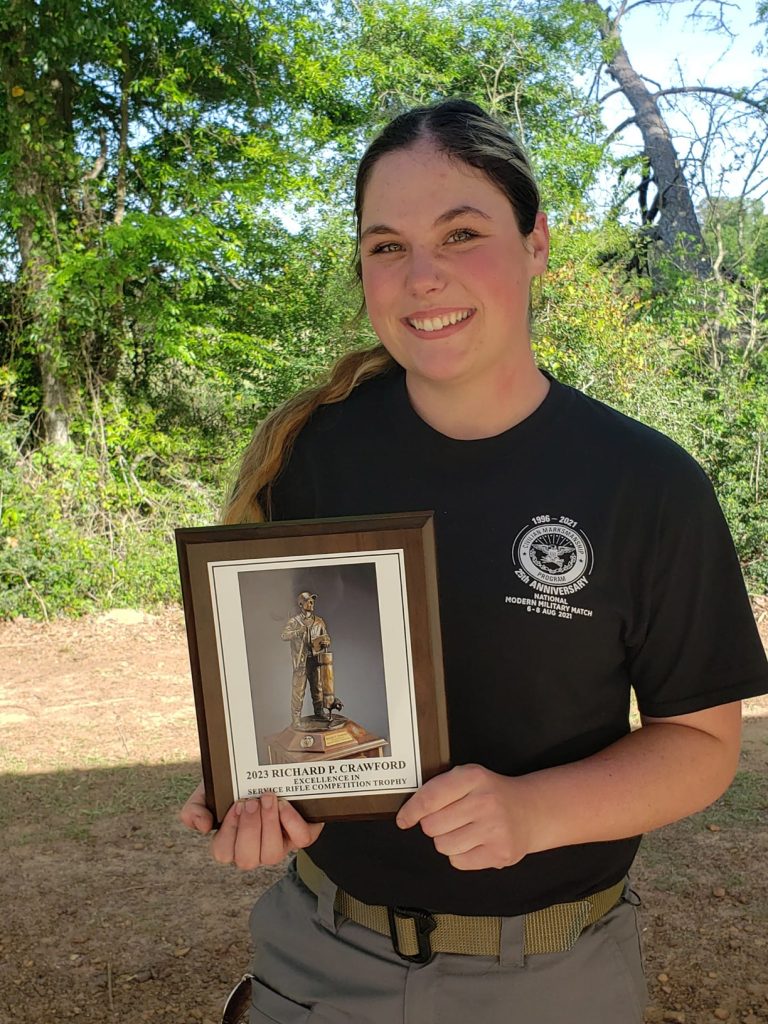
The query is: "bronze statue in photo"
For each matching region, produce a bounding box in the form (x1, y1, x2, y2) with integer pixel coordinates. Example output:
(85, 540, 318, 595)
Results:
(281, 591, 345, 729)
(266, 590, 389, 764)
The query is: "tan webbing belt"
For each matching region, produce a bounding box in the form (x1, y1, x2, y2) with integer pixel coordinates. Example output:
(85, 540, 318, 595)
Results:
(296, 849, 624, 959)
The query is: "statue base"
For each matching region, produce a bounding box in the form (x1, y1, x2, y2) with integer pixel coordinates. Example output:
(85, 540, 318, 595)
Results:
(293, 713, 347, 732)
(266, 718, 388, 763)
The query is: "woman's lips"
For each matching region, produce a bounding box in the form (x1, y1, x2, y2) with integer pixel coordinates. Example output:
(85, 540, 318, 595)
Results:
(402, 308, 476, 338)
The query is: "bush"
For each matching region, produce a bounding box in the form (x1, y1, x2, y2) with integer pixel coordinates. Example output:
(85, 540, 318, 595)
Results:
(0, 414, 222, 619)
(2, 225, 766, 616)
(534, 236, 768, 593)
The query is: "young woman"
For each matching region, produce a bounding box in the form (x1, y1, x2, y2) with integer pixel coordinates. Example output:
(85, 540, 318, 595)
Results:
(181, 100, 768, 1023)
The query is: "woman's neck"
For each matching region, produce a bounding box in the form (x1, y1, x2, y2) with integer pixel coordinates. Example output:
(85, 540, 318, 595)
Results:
(404, 358, 550, 440)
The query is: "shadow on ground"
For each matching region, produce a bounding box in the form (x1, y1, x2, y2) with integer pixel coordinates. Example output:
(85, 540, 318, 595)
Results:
(1, 718, 766, 1024)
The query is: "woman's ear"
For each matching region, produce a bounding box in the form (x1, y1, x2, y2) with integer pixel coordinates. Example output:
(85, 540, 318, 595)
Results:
(529, 211, 550, 277)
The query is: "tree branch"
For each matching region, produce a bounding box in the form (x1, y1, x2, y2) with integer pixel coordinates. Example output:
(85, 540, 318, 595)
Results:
(617, 0, 679, 18)
(600, 86, 624, 103)
(601, 72, 664, 103)
(114, 46, 130, 226)
(83, 127, 108, 181)
(652, 85, 768, 114)
(606, 116, 638, 141)
(616, 0, 738, 31)
(688, 0, 738, 36)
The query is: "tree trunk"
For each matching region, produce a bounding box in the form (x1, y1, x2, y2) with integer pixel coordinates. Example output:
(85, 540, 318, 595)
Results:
(591, 1, 712, 278)
(37, 343, 72, 445)
(3, 7, 74, 445)
(17, 217, 73, 446)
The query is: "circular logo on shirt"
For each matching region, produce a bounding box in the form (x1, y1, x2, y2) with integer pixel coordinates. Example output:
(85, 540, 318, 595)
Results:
(513, 520, 592, 588)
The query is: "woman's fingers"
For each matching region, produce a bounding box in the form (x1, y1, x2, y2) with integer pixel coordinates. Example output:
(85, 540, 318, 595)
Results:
(233, 799, 264, 870)
(417, 795, 475, 840)
(210, 800, 242, 863)
(209, 797, 278, 870)
(179, 779, 214, 834)
(278, 798, 325, 849)
(431, 820, 483, 857)
(257, 792, 287, 865)
(203, 792, 324, 871)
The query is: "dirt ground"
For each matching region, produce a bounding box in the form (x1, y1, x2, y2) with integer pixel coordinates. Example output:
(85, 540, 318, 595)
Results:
(1, 604, 767, 1024)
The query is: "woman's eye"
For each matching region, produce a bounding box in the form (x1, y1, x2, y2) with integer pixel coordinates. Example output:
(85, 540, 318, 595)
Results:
(369, 241, 402, 254)
(448, 228, 479, 243)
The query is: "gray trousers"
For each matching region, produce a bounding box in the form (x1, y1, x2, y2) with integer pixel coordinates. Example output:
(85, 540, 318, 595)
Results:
(247, 858, 648, 1024)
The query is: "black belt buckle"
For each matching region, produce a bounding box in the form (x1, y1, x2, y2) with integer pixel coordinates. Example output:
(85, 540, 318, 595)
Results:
(387, 905, 437, 965)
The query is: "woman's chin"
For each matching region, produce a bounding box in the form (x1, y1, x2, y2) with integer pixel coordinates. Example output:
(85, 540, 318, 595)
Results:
(397, 349, 476, 387)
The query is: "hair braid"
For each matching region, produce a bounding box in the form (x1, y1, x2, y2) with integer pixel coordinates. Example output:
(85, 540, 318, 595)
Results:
(223, 344, 395, 524)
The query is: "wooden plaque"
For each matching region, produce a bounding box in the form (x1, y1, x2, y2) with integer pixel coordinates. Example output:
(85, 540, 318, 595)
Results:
(176, 512, 449, 825)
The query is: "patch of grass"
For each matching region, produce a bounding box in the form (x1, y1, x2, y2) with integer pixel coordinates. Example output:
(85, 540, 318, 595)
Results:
(629, 689, 641, 731)
(642, 768, 768, 836)
(60, 823, 91, 842)
(635, 769, 768, 895)
(0, 762, 200, 840)
(720, 871, 746, 890)
(703, 769, 768, 828)
(0, 750, 30, 774)
(635, 838, 693, 895)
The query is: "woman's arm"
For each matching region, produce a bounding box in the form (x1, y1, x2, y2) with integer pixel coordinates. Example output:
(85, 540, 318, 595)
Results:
(396, 702, 742, 871)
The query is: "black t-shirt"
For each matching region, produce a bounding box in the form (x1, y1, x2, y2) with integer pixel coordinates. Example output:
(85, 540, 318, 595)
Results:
(268, 368, 768, 915)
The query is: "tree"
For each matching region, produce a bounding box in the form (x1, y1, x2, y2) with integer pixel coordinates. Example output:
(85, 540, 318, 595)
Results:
(0, 0, 358, 444)
(585, 0, 768, 277)
(699, 196, 768, 281)
(5, 0, 763, 450)
(332, 0, 606, 218)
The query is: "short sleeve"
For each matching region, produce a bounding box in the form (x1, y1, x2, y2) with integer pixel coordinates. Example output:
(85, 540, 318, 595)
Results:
(628, 457, 768, 717)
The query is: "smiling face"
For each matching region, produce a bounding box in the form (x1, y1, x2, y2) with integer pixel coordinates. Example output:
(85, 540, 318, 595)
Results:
(359, 140, 549, 393)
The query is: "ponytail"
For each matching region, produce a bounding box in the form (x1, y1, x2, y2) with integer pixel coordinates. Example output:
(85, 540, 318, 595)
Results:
(223, 344, 396, 524)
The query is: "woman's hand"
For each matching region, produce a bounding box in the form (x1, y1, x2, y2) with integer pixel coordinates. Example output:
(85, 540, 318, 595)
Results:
(179, 778, 214, 834)
(180, 781, 324, 869)
(212, 793, 324, 869)
(395, 764, 533, 871)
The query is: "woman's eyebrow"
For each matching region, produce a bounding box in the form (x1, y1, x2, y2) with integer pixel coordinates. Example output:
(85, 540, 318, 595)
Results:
(360, 223, 397, 241)
(434, 205, 491, 226)
(360, 205, 491, 241)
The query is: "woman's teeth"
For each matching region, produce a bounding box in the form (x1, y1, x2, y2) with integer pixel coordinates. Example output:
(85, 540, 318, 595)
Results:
(408, 310, 472, 332)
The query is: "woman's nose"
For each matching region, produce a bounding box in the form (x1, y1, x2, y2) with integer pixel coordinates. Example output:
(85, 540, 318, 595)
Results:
(405, 248, 444, 294)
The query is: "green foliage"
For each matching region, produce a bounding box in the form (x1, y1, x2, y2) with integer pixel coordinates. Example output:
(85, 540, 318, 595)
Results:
(534, 227, 768, 592)
(0, 0, 766, 614)
(340, 0, 605, 217)
(186, 215, 369, 411)
(637, 266, 768, 590)
(699, 197, 768, 281)
(0, 0, 362, 442)
(0, 411, 221, 618)
(0, 207, 371, 618)
(535, 225, 671, 406)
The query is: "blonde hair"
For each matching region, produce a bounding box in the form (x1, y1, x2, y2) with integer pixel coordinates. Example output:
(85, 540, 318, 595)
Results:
(225, 99, 540, 524)
(223, 345, 395, 523)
